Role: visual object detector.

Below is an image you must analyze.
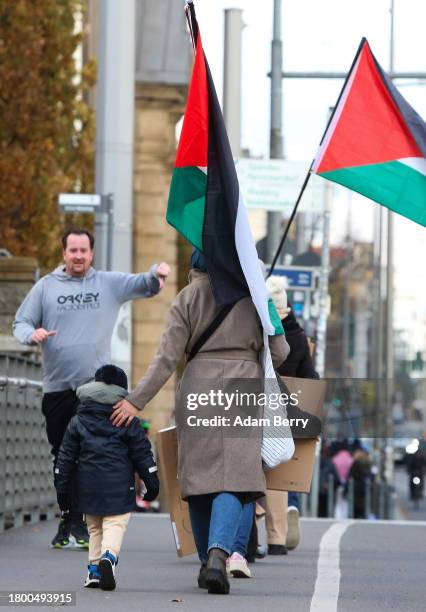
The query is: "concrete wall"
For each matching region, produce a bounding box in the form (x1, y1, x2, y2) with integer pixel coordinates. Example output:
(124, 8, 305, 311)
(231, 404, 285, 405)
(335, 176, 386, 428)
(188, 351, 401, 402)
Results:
(0, 258, 39, 354)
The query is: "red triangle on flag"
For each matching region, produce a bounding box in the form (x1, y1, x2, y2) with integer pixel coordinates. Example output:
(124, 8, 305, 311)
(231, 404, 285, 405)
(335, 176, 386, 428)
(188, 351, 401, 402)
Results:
(314, 40, 422, 174)
(175, 33, 208, 169)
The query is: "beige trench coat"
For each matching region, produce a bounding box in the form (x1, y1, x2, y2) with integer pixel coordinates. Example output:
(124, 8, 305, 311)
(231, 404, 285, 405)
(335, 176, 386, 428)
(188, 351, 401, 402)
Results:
(128, 269, 289, 500)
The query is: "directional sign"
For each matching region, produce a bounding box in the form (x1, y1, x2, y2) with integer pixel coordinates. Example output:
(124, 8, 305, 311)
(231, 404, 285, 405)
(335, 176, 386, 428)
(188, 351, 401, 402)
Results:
(235, 158, 324, 213)
(269, 265, 319, 291)
(58, 193, 102, 213)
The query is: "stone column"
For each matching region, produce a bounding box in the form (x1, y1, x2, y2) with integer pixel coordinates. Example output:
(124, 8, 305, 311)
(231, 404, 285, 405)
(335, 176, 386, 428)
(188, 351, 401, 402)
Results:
(132, 83, 187, 434)
(0, 257, 39, 353)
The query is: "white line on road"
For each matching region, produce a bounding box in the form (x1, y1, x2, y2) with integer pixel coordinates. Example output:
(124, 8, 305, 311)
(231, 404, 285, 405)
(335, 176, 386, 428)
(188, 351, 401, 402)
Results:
(301, 517, 426, 527)
(131, 513, 169, 519)
(310, 520, 354, 612)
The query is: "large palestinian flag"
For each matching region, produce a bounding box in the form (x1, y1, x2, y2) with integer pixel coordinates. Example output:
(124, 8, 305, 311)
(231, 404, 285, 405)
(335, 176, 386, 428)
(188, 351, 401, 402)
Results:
(312, 38, 426, 226)
(167, 1, 282, 335)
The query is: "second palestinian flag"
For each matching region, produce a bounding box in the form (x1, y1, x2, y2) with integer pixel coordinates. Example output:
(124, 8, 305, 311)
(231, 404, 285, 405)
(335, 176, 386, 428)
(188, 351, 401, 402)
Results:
(167, 4, 282, 335)
(313, 38, 426, 226)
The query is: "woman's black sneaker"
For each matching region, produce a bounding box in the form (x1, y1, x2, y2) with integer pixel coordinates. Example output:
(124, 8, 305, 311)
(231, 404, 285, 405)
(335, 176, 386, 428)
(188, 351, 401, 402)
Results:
(51, 518, 72, 549)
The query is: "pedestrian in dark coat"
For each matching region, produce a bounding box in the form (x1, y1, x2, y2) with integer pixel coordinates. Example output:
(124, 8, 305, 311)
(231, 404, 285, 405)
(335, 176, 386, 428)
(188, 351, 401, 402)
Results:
(276, 305, 318, 379)
(54, 364, 159, 591)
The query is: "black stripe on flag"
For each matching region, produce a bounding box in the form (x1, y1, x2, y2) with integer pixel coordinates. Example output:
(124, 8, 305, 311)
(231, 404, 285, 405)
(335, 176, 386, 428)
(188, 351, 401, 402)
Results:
(202, 58, 250, 306)
(371, 52, 426, 157)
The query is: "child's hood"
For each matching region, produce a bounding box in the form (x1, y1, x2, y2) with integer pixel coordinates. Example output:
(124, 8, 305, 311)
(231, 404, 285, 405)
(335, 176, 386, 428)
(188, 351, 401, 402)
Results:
(77, 381, 128, 405)
(76, 382, 130, 435)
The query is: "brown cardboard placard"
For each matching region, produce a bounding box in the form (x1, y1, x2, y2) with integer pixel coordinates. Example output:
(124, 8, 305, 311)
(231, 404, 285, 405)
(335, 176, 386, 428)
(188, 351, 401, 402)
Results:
(264, 376, 325, 493)
(156, 427, 196, 557)
(282, 376, 326, 419)
(265, 438, 318, 492)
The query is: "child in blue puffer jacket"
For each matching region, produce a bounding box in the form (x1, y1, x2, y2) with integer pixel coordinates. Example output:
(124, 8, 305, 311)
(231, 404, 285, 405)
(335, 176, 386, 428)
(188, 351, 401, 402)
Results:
(54, 365, 159, 591)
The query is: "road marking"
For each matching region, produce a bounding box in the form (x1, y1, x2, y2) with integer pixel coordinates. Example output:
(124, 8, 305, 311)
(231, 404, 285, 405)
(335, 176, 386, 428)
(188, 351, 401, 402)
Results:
(131, 513, 169, 519)
(301, 517, 426, 527)
(310, 521, 353, 612)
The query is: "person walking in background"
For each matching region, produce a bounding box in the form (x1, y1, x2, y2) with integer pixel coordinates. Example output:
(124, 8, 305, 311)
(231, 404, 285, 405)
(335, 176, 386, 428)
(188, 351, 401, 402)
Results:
(13, 228, 169, 549)
(54, 365, 159, 591)
(318, 443, 340, 517)
(345, 448, 373, 519)
(110, 250, 289, 594)
(264, 275, 319, 554)
(331, 441, 354, 485)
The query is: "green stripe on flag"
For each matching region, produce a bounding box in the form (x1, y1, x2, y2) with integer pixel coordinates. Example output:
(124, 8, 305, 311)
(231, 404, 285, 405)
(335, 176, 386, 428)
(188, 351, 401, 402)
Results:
(167, 166, 208, 250)
(268, 299, 284, 336)
(320, 160, 426, 226)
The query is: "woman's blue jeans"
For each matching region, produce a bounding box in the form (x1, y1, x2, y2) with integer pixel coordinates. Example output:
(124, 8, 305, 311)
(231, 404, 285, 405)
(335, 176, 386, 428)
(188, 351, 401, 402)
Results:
(187, 492, 243, 564)
(232, 501, 255, 556)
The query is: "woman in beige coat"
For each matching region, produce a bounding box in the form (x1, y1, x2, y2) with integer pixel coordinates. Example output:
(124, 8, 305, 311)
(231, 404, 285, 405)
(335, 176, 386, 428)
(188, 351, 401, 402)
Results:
(112, 252, 289, 594)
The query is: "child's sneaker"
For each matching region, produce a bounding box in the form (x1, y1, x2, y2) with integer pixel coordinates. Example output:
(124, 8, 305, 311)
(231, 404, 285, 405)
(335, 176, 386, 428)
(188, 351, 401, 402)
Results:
(84, 564, 100, 588)
(227, 552, 252, 578)
(99, 550, 117, 591)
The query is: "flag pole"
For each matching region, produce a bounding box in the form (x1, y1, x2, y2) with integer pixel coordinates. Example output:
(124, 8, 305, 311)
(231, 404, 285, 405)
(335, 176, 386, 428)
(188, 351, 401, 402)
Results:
(267, 163, 313, 277)
(267, 37, 367, 278)
(185, 0, 198, 50)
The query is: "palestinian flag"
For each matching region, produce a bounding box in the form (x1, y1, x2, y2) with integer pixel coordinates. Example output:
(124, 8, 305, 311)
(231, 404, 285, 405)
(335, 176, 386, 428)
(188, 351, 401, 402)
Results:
(167, 1, 282, 335)
(312, 38, 426, 226)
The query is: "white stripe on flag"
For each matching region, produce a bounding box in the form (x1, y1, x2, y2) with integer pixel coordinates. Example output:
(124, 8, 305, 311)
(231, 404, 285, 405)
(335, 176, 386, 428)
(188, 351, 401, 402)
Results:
(312, 52, 363, 173)
(234, 188, 274, 335)
(398, 157, 426, 176)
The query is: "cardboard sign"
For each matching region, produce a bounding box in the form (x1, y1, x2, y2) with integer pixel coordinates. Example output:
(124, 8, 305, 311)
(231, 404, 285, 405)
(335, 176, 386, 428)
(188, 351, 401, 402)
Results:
(282, 376, 326, 420)
(156, 427, 196, 557)
(265, 438, 318, 492)
(264, 376, 326, 493)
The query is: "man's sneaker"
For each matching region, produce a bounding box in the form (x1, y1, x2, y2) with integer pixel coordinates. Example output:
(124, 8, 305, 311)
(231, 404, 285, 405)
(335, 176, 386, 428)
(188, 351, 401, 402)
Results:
(70, 519, 89, 550)
(268, 544, 288, 555)
(256, 544, 266, 559)
(51, 518, 72, 549)
(227, 552, 252, 578)
(99, 550, 117, 591)
(286, 506, 300, 550)
(84, 564, 100, 588)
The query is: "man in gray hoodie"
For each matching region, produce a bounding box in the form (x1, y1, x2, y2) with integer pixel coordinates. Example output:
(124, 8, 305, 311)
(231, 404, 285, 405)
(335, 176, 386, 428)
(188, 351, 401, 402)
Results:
(13, 228, 170, 549)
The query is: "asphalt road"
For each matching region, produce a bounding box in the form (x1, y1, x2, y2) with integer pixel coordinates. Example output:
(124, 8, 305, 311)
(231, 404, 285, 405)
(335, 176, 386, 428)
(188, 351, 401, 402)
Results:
(0, 514, 425, 611)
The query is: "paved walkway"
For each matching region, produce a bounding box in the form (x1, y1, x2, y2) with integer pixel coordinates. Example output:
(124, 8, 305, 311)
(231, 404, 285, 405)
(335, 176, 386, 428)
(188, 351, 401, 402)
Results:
(0, 514, 425, 611)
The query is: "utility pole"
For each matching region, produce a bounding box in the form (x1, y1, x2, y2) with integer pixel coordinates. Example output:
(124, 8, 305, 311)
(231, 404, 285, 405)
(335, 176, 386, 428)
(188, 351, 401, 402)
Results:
(309, 108, 333, 518)
(266, 0, 284, 263)
(384, 0, 395, 491)
(95, 0, 136, 378)
(223, 9, 243, 157)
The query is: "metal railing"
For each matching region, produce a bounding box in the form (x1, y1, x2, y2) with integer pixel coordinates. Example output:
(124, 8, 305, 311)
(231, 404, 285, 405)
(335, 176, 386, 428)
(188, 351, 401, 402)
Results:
(0, 354, 56, 532)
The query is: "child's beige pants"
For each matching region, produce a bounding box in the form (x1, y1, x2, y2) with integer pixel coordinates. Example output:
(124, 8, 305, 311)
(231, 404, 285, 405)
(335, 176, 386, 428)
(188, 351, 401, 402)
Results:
(85, 513, 131, 564)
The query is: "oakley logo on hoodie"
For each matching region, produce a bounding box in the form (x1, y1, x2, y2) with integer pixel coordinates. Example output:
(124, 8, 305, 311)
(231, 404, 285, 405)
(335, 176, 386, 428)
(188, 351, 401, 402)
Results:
(57, 292, 100, 310)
